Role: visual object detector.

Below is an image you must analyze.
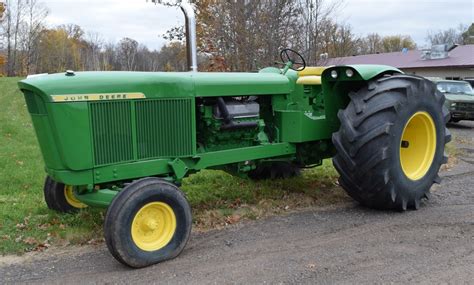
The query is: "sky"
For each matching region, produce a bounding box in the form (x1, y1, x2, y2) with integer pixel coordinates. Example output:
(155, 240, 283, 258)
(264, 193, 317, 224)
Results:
(42, 0, 474, 51)
(339, 0, 473, 48)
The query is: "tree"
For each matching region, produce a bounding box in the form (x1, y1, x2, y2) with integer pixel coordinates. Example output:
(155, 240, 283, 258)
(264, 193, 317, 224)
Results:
(135, 44, 162, 72)
(358, 33, 383, 54)
(100, 42, 118, 71)
(20, 0, 48, 74)
(11, 0, 24, 75)
(83, 31, 103, 71)
(461, 23, 474, 45)
(3, 0, 20, 76)
(357, 34, 416, 54)
(156, 41, 186, 71)
(320, 21, 360, 58)
(426, 24, 466, 47)
(0, 1, 6, 73)
(1, 0, 47, 75)
(297, 0, 344, 65)
(159, 0, 348, 70)
(118, 37, 138, 71)
(381, 35, 416, 53)
(36, 28, 71, 73)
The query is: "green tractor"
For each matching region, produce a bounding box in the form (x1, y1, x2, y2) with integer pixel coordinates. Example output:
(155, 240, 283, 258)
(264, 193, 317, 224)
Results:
(18, 2, 450, 268)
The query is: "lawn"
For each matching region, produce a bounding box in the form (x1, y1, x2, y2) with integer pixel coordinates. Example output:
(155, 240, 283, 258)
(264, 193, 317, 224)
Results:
(0, 77, 345, 255)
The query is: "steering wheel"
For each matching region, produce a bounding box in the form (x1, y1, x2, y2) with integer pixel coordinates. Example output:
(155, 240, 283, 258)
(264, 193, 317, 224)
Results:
(280, 49, 306, 71)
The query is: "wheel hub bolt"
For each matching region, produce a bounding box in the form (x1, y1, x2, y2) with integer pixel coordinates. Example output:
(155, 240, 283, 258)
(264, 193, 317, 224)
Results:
(142, 219, 158, 231)
(401, 140, 410, 148)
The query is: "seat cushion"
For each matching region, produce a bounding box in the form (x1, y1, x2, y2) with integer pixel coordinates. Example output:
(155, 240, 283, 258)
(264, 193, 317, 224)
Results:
(296, 76, 321, 85)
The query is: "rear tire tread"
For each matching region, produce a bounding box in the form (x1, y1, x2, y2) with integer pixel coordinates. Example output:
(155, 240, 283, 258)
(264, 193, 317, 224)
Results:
(332, 74, 449, 211)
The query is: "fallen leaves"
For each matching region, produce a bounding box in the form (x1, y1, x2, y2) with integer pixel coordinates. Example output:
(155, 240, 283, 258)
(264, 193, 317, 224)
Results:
(225, 214, 241, 225)
(229, 198, 242, 209)
(37, 223, 51, 230)
(23, 237, 38, 245)
(87, 238, 105, 245)
(15, 223, 27, 230)
(34, 243, 51, 252)
(49, 218, 60, 225)
(7, 215, 73, 253)
(15, 217, 30, 230)
(15, 236, 51, 252)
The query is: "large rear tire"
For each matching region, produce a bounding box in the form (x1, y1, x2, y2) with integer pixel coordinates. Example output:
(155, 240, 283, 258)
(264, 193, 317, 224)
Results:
(104, 177, 192, 268)
(332, 74, 451, 211)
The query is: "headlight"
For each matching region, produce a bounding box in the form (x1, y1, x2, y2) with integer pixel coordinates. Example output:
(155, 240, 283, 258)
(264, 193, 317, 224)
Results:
(331, 70, 338, 79)
(345, 69, 354, 78)
(451, 102, 457, 107)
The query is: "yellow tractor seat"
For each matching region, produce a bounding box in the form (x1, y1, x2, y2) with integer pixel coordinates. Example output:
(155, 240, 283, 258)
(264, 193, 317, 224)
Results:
(297, 76, 322, 85)
(296, 66, 327, 85)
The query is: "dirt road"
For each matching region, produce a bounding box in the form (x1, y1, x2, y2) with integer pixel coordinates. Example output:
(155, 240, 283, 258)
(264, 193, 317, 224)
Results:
(1, 122, 473, 284)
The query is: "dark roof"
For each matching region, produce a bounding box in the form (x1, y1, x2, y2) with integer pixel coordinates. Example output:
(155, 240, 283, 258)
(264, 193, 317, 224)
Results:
(325, 45, 474, 69)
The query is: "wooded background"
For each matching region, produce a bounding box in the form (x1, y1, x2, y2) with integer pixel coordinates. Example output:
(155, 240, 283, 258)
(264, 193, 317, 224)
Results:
(0, 0, 472, 76)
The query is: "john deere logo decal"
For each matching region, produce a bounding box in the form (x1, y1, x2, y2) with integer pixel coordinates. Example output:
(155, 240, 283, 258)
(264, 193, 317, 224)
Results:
(51, 92, 146, 102)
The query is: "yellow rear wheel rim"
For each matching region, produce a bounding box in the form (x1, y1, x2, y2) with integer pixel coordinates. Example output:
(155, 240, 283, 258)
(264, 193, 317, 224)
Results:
(131, 202, 177, 252)
(400, 112, 437, 181)
(64, 186, 88, 209)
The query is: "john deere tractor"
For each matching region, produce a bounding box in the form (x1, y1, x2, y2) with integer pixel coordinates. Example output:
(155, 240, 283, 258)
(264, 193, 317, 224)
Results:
(18, 2, 450, 268)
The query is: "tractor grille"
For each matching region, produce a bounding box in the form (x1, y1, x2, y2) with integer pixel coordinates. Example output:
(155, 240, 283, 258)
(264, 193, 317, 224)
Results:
(455, 102, 474, 112)
(91, 101, 134, 165)
(136, 99, 194, 159)
(90, 99, 194, 166)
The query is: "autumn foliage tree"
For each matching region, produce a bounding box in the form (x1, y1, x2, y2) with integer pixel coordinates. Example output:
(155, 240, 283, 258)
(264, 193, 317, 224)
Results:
(159, 0, 419, 70)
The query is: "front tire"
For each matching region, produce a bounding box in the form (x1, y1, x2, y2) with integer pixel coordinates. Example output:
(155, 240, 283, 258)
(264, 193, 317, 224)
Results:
(104, 177, 192, 268)
(43, 176, 88, 213)
(332, 74, 451, 211)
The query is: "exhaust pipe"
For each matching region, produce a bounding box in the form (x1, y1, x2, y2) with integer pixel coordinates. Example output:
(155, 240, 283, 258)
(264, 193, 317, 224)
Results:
(180, 1, 198, 72)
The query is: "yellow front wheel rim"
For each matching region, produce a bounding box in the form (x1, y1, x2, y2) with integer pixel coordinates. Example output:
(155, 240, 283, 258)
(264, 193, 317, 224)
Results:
(400, 111, 437, 181)
(64, 186, 88, 209)
(131, 202, 177, 252)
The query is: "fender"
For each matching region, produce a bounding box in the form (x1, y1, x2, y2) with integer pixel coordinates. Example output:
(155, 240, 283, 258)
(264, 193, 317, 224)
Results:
(320, 64, 403, 130)
(322, 64, 402, 82)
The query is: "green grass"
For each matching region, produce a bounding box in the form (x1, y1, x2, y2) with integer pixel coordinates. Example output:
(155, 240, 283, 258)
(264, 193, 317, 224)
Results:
(0, 77, 343, 255)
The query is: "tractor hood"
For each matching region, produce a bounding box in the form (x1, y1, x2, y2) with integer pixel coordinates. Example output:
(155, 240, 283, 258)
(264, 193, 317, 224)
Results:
(18, 71, 291, 102)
